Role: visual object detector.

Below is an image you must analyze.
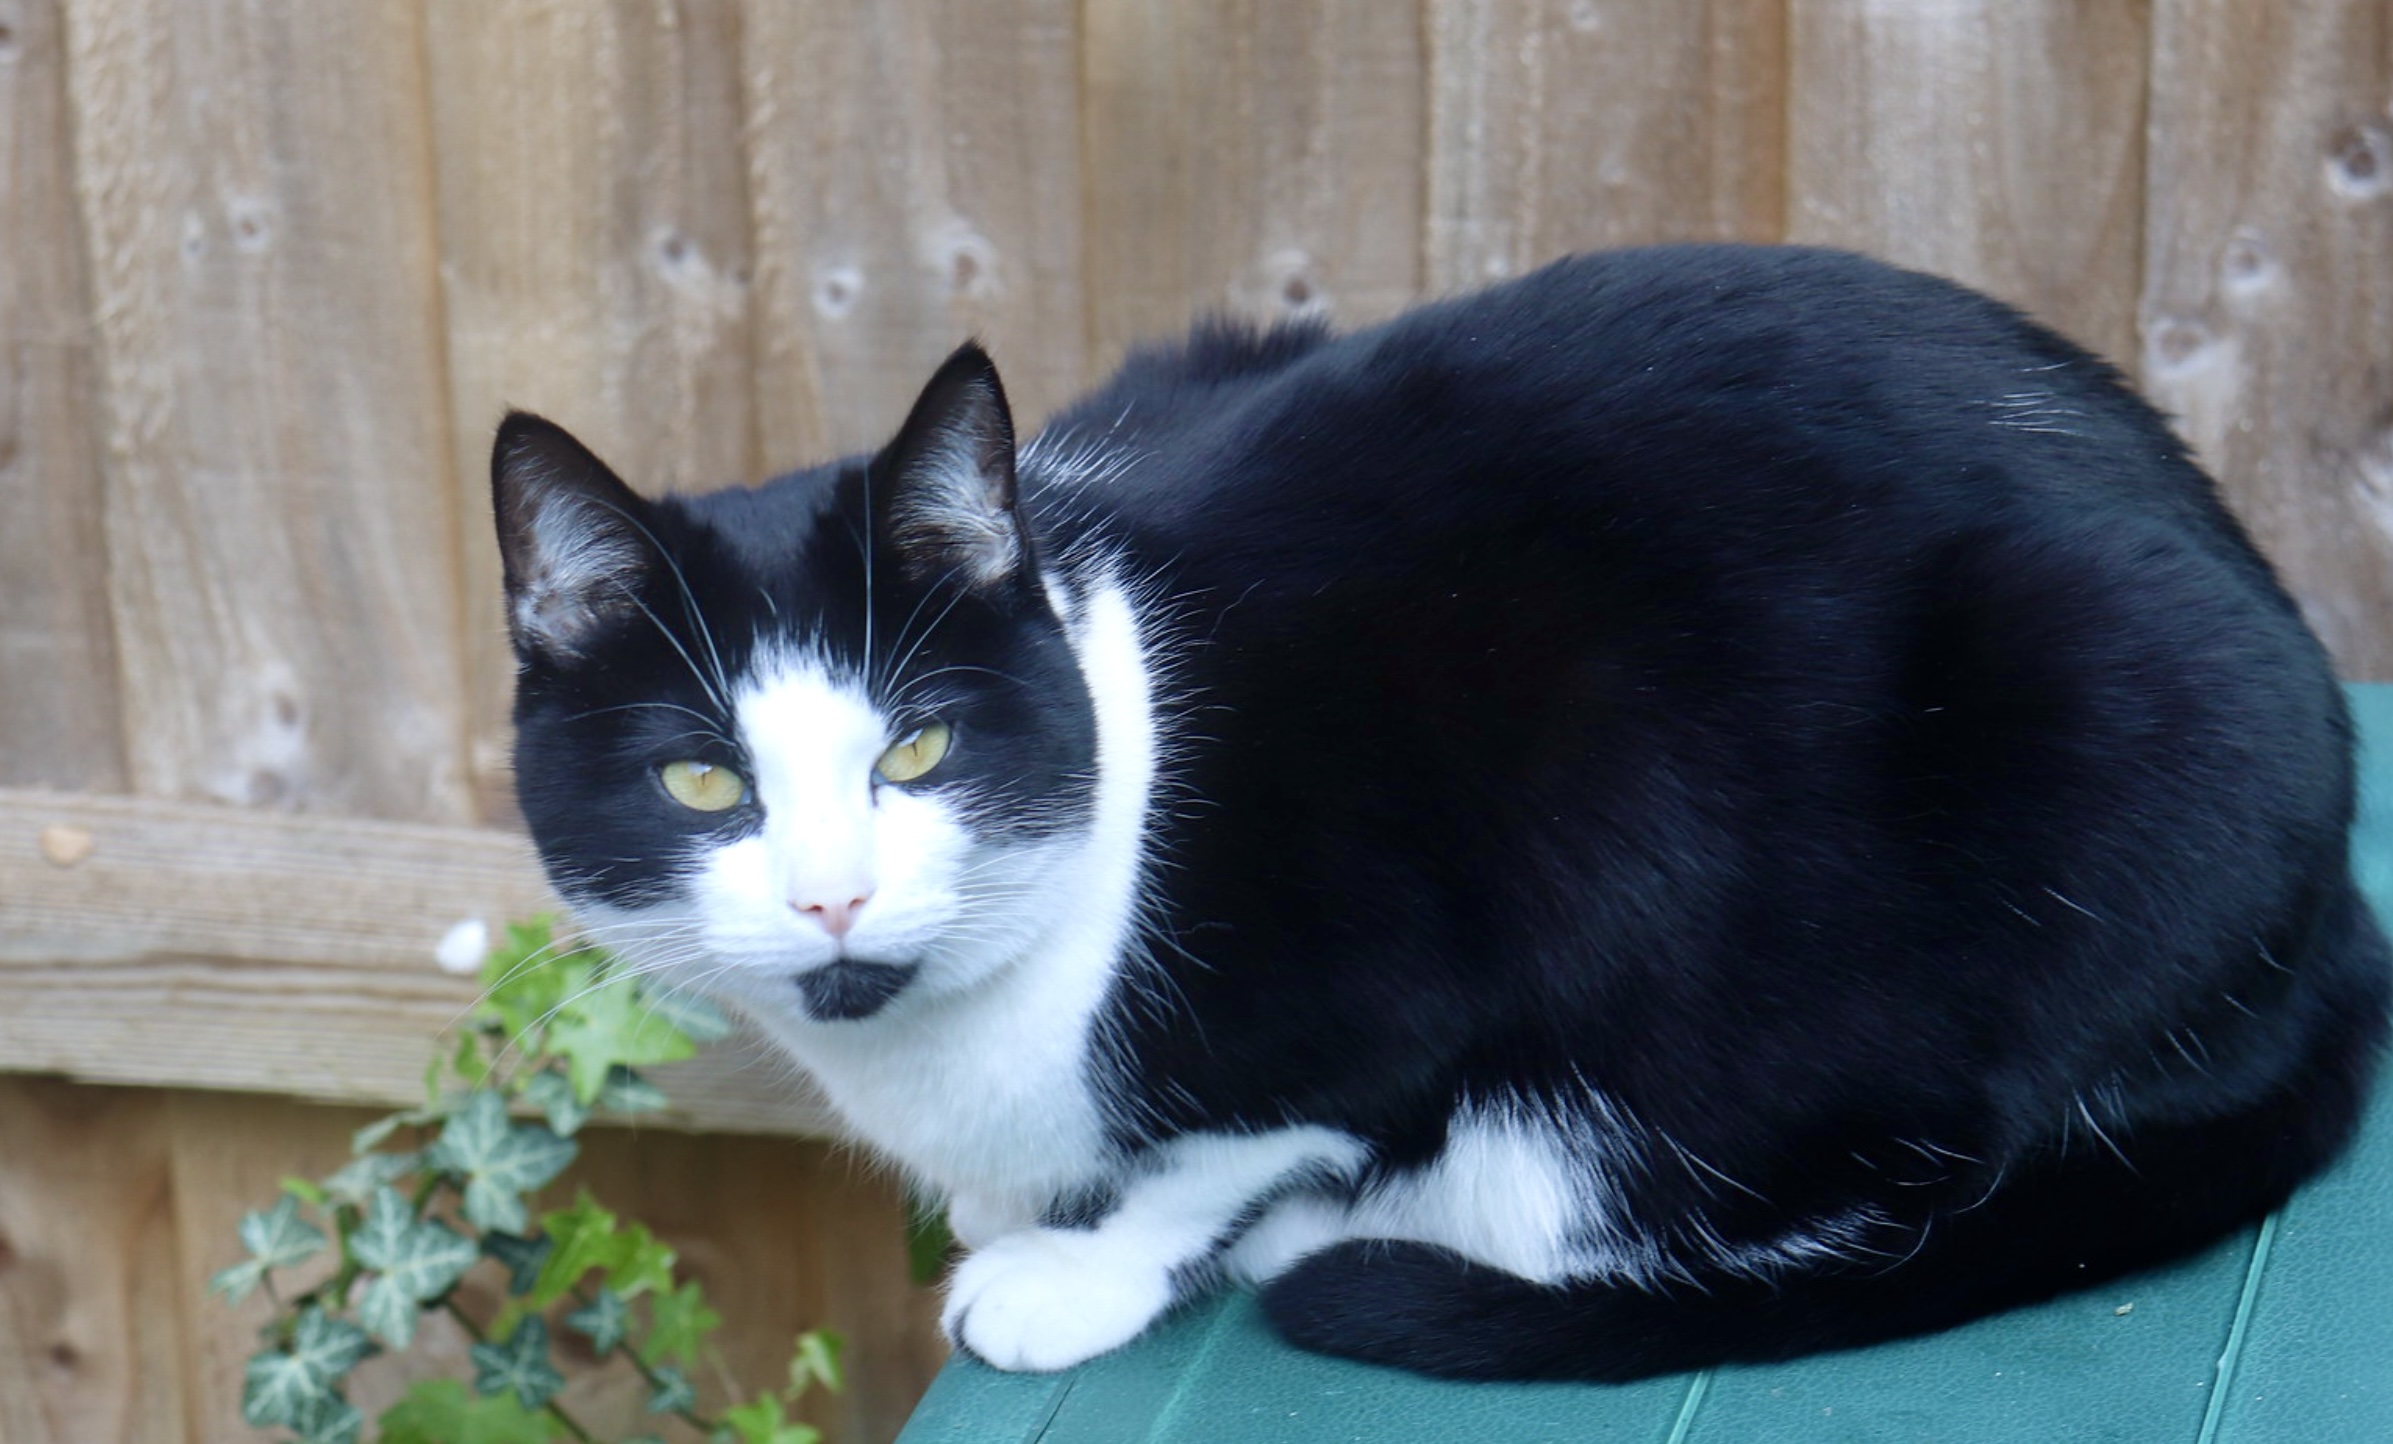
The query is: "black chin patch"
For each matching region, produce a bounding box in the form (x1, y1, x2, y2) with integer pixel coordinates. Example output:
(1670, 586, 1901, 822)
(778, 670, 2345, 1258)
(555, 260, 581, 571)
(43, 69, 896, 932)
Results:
(796, 961, 920, 1021)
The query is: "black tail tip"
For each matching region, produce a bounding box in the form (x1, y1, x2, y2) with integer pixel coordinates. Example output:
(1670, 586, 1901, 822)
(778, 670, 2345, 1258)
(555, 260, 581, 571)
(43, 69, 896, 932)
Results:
(1260, 1240, 1567, 1380)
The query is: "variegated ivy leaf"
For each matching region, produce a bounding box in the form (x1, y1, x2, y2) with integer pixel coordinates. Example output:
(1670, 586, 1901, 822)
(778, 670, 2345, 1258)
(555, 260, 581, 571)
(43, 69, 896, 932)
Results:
(481, 1231, 554, 1296)
(427, 1091, 578, 1234)
(350, 1187, 479, 1348)
(240, 1307, 373, 1427)
(209, 1194, 328, 1303)
(469, 1315, 566, 1410)
(286, 1388, 365, 1444)
(598, 1066, 670, 1115)
(322, 1151, 420, 1205)
(519, 1069, 589, 1137)
(644, 1362, 695, 1417)
(565, 1285, 630, 1352)
(640, 984, 731, 1043)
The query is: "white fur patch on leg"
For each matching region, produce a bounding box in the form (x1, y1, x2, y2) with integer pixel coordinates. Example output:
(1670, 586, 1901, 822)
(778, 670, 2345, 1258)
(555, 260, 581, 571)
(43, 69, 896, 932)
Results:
(942, 1226, 1176, 1372)
(1223, 1193, 1353, 1284)
(941, 1125, 1367, 1371)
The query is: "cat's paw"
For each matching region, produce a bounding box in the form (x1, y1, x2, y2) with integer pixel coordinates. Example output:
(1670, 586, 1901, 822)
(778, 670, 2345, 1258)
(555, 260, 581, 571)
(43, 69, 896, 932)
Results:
(941, 1228, 1173, 1372)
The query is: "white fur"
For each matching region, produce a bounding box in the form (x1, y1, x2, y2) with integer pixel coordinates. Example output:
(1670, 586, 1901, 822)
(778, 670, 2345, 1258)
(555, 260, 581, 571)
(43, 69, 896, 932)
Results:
(945, 1126, 1365, 1370)
(512, 487, 646, 650)
(591, 573, 1158, 1222)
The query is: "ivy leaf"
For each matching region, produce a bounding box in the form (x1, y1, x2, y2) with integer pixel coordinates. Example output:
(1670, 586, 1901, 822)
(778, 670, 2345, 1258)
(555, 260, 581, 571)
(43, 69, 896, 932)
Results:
(322, 1150, 419, 1205)
(717, 1394, 822, 1444)
(526, 1193, 619, 1309)
(528, 1194, 676, 1309)
(787, 1329, 847, 1397)
(547, 977, 697, 1104)
(427, 1092, 579, 1234)
(519, 1069, 590, 1137)
(644, 1362, 696, 1416)
(638, 1279, 723, 1368)
(482, 1231, 554, 1296)
(565, 1285, 630, 1353)
(639, 984, 731, 1043)
(354, 1103, 445, 1156)
(240, 1308, 374, 1427)
(350, 1187, 478, 1347)
(476, 919, 590, 1053)
(378, 1378, 558, 1444)
(597, 1066, 670, 1116)
(287, 1388, 365, 1444)
(470, 1315, 567, 1411)
(209, 1194, 328, 1304)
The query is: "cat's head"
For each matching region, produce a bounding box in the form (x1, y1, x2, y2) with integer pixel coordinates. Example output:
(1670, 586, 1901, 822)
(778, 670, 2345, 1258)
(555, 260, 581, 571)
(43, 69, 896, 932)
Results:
(493, 345, 1100, 1025)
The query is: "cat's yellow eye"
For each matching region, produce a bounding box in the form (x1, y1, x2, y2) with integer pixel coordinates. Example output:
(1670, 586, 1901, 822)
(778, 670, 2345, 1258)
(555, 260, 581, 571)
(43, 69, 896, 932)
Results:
(876, 721, 952, 785)
(659, 759, 746, 812)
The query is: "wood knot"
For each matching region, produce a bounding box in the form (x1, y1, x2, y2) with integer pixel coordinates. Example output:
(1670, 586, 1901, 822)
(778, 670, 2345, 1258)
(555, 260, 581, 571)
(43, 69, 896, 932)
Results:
(39, 823, 96, 868)
(2326, 122, 2390, 200)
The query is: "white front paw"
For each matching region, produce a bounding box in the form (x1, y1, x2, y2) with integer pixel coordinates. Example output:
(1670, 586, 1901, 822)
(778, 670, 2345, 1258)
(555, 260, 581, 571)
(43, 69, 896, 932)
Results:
(940, 1228, 1173, 1372)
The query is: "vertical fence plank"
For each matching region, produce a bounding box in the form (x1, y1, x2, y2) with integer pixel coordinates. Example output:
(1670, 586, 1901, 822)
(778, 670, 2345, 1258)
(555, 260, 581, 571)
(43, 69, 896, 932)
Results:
(1786, 0, 2151, 365)
(0, 1077, 187, 1444)
(427, 0, 761, 821)
(0, 0, 124, 792)
(61, 0, 471, 821)
(164, 1090, 354, 1444)
(1425, 0, 1785, 292)
(740, 0, 1084, 460)
(2142, 0, 2393, 681)
(1082, 0, 1424, 367)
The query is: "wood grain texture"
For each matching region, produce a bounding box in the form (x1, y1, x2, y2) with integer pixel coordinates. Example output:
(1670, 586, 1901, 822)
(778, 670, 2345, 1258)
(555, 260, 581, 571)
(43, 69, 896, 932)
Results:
(59, 0, 472, 821)
(740, 0, 1084, 459)
(0, 0, 124, 794)
(1786, 0, 2151, 366)
(163, 1089, 355, 1444)
(562, 1127, 947, 1444)
(0, 1076, 187, 1444)
(0, 788, 837, 1135)
(1425, 0, 1784, 291)
(427, 0, 763, 821)
(1083, 0, 1424, 366)
(2141, 0, 2393, 681)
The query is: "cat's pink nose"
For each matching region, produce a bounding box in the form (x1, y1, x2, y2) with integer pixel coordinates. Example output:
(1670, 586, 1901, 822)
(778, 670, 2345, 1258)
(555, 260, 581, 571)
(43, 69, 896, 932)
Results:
(793, 893, 872, 939)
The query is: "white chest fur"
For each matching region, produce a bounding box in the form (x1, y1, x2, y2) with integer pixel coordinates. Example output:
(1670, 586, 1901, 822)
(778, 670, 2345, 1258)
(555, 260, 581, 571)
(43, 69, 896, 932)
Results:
(749, 573, 1159, 1216)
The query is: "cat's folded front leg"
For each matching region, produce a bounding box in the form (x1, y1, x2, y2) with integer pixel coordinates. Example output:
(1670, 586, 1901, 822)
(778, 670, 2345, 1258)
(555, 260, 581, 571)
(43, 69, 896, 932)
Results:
(941, 1126, 1366, 1372)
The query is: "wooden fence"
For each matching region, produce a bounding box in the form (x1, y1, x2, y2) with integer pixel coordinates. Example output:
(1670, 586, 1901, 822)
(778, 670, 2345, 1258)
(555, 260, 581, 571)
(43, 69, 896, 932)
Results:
(3, 1, 2388, 1441)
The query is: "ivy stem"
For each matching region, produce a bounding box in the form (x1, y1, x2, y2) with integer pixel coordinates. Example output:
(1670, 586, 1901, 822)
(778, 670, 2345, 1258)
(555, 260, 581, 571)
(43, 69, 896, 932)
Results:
(567, 1285, 723, 1435)
(438, 1297, 600, 1444)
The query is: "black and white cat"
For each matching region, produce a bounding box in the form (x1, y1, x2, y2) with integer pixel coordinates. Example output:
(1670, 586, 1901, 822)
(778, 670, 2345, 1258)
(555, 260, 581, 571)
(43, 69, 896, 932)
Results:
(493, 245, 2388, 1381)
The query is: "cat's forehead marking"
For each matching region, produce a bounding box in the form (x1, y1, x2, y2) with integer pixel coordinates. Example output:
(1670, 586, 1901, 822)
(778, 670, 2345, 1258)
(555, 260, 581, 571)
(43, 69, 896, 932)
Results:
(733, 646, 886, 780)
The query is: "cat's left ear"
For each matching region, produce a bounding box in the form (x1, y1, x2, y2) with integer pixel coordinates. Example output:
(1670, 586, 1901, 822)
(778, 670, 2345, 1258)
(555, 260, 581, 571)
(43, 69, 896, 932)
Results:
(491, 412, 657, 662)
(874, 342, 1032, 589)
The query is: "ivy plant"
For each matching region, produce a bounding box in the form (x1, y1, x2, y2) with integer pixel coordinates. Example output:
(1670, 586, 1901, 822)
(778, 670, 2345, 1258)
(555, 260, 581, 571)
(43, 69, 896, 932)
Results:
(212, 918, 846, 1444)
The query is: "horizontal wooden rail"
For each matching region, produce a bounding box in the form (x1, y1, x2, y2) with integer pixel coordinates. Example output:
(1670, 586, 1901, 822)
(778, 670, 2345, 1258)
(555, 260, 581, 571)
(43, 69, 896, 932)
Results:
(0, 788, 834, 1135)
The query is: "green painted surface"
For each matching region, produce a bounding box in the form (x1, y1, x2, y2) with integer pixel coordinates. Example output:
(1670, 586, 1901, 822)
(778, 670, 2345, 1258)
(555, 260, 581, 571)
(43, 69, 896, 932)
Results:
(900, 685, 2393, 1442)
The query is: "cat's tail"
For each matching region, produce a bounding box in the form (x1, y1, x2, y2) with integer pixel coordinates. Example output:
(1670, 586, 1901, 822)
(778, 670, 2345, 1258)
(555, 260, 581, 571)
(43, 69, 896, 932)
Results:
(1263, 886, 2390, 1382)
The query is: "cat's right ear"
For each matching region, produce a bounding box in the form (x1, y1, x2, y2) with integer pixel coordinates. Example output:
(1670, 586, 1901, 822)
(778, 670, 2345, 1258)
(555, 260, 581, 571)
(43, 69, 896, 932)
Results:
(491, 412, 654, 662)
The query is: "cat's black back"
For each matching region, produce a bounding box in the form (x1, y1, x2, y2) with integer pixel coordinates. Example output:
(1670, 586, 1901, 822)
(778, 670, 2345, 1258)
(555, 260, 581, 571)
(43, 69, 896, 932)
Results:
(1029, 247, 2385, 1370)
